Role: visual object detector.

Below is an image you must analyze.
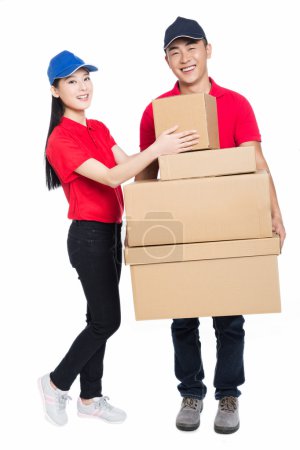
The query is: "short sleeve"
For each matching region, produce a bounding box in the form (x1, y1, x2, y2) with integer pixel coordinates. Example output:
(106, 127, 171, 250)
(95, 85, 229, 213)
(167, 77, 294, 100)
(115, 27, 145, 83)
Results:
(46, 133, 90, 184)
(140, 103, 156, 151)
(235, 96, 261, 145)
(106, 130, 116, 149)
(92, 120, 117, 149)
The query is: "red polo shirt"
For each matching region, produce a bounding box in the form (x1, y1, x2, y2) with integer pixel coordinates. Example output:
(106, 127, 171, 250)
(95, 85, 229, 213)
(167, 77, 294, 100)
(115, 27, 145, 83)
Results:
(140, 77, 261, 151)
(46, 117, 124, 223)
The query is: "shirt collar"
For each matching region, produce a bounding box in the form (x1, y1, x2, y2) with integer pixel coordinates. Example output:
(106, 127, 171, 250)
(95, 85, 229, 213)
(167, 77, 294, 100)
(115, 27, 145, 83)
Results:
(209, 77, 225, 98)
(172, 77, 225, 98)
(60, 116, 95, 132)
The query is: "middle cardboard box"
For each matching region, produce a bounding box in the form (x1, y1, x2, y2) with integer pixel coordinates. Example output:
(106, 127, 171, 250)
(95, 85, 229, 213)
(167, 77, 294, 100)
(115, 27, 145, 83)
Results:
(158, 146, 256, 181)
(124, 171, 272, 247)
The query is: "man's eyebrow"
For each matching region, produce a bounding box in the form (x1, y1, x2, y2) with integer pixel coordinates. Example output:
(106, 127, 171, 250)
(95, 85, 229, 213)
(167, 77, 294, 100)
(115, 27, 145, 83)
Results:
(167, 44, 179, 52)
(167, 39, 199, 52)
(185, 39, 198, 45)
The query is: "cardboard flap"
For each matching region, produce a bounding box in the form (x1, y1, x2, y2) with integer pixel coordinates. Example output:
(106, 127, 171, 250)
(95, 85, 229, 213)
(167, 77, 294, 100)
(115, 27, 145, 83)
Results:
(124, 235, 280, 266)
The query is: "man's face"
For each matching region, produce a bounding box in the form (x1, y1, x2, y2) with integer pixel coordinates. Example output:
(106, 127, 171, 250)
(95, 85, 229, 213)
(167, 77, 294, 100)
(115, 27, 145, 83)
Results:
(165, 38, 211, 85)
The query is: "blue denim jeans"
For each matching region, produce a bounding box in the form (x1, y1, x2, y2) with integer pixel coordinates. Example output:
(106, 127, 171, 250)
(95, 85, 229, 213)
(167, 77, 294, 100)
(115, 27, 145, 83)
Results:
(50, 220, 122, 399)
(171, 316, 245, 400)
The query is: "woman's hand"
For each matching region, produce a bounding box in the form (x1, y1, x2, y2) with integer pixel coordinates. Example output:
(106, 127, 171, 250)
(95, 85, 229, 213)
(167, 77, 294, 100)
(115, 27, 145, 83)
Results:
(75, 127, 199, 188)
(154, 125, 199, 156)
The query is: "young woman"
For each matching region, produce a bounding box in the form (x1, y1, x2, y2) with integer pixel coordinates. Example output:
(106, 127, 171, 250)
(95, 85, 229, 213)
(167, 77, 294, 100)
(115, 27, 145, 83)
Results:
(39, 50, 199, 426)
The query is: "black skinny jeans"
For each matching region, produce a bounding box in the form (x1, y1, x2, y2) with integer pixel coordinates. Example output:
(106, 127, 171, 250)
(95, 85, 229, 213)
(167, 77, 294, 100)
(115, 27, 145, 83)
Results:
(50, 220, 122, 399)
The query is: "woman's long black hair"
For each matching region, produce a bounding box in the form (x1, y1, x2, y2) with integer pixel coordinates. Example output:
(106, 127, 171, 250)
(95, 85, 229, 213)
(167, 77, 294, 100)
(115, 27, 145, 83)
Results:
(45, 79, 65, 190)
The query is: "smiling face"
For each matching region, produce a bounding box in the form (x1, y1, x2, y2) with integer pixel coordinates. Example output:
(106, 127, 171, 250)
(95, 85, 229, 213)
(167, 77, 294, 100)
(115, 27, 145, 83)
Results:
(51, 68, 93, 117)
(165, 38, 212, 92)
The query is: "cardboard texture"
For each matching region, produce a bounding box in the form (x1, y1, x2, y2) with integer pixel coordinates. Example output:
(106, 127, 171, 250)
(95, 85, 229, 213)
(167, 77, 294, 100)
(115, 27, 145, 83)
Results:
(124, 171, 272, 247)
(158, 146, 256, 181)
(152, 93, 220, 150)
(126, 236, 281, 320)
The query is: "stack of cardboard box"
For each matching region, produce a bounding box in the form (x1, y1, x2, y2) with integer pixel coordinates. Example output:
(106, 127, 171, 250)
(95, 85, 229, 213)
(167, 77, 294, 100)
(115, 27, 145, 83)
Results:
(124, 93, 281, 320)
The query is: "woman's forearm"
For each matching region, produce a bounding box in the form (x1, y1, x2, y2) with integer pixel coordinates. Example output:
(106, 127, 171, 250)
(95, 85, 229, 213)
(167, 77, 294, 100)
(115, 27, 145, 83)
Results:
(108, 143, 159, 187)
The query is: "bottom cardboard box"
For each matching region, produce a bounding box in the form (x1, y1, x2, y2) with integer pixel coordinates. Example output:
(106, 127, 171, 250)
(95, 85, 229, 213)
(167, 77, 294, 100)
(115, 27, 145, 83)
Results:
(126, 237, 281, 320)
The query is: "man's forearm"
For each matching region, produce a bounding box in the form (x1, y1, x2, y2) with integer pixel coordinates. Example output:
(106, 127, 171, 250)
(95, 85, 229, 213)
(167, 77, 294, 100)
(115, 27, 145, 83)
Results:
(268, 173, 283, 219)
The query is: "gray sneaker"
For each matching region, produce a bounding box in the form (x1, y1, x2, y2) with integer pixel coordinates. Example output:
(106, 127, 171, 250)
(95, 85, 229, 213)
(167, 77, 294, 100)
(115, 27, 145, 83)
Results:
(176, 397, 203, 431)
(38, 374, 71, 426)
(214, 396, 239, 434)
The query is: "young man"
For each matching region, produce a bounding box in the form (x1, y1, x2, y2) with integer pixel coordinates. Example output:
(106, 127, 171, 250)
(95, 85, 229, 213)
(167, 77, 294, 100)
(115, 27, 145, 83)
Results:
(136, 16, 286, 434)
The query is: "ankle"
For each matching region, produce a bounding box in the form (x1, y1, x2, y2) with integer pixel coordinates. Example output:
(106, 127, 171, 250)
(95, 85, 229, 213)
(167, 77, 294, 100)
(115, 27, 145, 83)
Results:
(50, 380, 57, 390)
(80, 398, 93, 405)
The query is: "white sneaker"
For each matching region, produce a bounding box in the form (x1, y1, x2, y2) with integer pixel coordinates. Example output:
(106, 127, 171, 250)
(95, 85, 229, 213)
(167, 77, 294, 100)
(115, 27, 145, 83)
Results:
(77, 396, 127, 423)
(38, 374, 72, 426)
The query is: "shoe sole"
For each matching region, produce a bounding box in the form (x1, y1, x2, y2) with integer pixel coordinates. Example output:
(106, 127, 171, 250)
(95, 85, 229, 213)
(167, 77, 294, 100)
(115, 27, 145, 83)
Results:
(176, 421, 200, 432)
(214, 422, 240, 434)
(77, 411, 126, 424)
(37, 377, 67, 427)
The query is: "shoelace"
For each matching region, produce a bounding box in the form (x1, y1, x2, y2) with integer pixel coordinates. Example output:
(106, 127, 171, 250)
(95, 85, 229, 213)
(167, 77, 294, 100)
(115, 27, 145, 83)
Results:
(57, 393, 72, 410)
(182, 397, 199, 410)
(219, 396, 237, 413)
(94, 396, 113, 411)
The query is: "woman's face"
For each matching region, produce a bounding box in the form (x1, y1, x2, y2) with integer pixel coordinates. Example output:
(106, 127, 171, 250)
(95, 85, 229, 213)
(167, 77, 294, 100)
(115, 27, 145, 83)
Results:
(51, 68, 93, 112)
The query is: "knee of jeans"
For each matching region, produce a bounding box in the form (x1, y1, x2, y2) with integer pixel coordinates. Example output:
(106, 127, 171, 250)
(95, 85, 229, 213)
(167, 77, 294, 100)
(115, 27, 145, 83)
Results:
(108, 318, 121, 336)
(91, 318, 121, 339)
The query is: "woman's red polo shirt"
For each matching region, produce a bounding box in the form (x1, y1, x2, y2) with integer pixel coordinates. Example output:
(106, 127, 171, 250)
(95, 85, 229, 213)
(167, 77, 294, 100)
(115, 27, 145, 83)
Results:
(46, 117, 124, 223)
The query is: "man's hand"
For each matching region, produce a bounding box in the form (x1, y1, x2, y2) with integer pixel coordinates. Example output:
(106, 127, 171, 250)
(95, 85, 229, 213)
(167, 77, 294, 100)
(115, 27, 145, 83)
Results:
(240, 141, 286, 250)
(272, 216, 286, 249)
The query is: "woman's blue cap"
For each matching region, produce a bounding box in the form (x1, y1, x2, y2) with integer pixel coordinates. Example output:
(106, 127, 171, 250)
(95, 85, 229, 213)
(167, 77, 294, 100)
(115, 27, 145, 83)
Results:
(47, 50, 98, 85)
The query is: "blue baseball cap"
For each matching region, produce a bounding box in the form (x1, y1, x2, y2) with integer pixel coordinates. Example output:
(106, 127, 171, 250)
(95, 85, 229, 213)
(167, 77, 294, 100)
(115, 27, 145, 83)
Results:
(47, 50, 98, 85)
(164, 17, 207, 50)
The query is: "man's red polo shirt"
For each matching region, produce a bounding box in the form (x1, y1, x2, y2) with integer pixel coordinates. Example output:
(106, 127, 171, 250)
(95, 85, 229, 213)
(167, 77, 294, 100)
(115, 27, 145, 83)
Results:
(140, 77, 261, 151)
(46, 117, 124, 223)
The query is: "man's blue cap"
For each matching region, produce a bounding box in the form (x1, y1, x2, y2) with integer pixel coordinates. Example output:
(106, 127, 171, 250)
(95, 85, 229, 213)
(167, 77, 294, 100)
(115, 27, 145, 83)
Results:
(164, 17, 207, 50)
(47, 50, 98, 85)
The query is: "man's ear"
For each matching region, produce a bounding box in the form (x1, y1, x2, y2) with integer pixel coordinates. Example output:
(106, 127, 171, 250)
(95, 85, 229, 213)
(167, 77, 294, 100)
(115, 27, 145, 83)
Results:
(206, 43, 212, 60)
(50, 85, 59, 98)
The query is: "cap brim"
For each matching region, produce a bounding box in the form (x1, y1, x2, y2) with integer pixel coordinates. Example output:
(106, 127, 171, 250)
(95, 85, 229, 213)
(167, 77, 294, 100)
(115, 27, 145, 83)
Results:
(164, 35, 205, 50)
(53, 63, 98, 82)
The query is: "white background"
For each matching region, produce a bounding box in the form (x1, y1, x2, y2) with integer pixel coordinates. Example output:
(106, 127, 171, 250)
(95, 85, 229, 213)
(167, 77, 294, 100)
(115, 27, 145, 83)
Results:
(0, 0, 299, 448)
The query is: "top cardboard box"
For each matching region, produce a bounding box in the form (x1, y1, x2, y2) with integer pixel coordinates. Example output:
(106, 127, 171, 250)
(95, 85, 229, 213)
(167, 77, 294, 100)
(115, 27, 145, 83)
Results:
(152, 93, 220, 151)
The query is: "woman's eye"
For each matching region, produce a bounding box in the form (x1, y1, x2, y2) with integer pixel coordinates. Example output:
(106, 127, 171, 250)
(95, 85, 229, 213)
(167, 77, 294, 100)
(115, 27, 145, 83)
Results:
(84, 77, 90, 81)
(68, 80, 76, 84)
